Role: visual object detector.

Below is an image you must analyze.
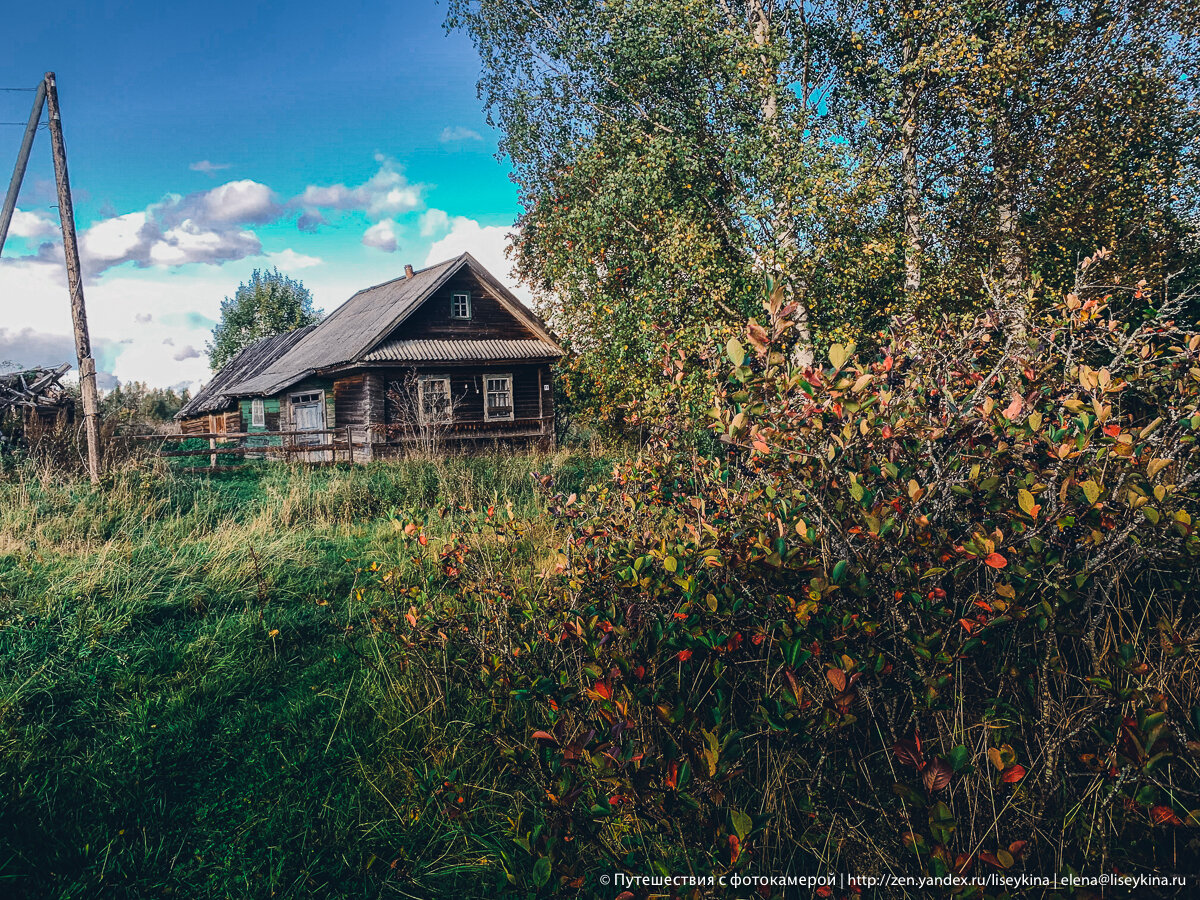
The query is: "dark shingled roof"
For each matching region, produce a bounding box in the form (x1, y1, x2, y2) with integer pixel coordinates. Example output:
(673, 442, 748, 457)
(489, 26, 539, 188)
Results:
(362, 338, 563, 363)
(175, 325, 317, 419)
(227, 252, 562, 396)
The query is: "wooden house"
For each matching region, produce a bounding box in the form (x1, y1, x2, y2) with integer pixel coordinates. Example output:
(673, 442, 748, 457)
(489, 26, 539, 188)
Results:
(175, 253, 564, 458)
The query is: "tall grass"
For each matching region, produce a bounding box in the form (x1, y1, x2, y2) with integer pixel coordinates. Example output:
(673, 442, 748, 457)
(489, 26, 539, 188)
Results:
(0, 451, 610, 899)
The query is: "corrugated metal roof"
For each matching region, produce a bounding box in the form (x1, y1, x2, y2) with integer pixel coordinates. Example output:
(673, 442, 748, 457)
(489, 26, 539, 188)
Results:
(224, 253, 563, 397)
(362, 339, 565, 363)
(175, 325, 317, 419)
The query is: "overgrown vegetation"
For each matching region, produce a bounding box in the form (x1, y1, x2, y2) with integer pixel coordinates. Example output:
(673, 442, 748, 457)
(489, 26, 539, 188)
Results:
(0, 452, 611, 899)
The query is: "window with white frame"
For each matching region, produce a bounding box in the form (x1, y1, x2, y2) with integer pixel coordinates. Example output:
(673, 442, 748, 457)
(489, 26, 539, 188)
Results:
(484, 374, 514, 421)
(418, 377, 452, 424)
(250, 398, 265, 427)
(451, 292, 471, 319)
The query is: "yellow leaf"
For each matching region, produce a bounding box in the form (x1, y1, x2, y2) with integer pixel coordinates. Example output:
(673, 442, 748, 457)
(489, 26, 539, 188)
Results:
(828, 342, 853, 370)
(1147, 458, 1171, 479)
(1081, 481, 1101, 505)
(1018, 489, 1037, 517)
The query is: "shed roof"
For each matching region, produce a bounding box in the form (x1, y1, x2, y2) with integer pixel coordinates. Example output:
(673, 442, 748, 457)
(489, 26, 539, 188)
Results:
(228, 253, 561, 396)
(175, 325, 316, 419)
(362, 338, 563, 364)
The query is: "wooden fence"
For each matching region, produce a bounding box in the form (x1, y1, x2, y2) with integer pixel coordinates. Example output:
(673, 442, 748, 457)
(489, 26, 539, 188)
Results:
(119, 415, 556, 472)
(122, 427, 360, 471)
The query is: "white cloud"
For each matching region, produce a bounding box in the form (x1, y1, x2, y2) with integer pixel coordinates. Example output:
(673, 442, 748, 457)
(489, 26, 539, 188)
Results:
(439, 126, 484, 143)
(297, 156, 423, 223)
(79, 212, 150, 267)
(190, 160, 233, 176)
(72, 180, 282, 274)
(362, 219, 399, 253)
(8, 208, 58, 240)
(172, 345, 201, 361)
(420, 208, 451, 237)
(265, 248, 323, 269)
(424, 217, 530, 304)
(196, 180, 281, 224)
(146, 221, 261, 268)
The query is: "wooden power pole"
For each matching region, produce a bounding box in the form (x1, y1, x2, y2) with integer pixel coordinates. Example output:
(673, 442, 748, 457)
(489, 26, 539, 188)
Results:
(44, 71, 101, 483)
(0, 81, 46, 257)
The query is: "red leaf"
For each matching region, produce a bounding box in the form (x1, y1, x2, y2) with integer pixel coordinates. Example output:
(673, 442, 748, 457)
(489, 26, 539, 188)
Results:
(592, 680, 613, 700)
(665, 759, 679, 790)
(1002, 394, 1024, 419)
(826, 668, 847, 692)
(922, 757, 953, 793)
(1151, 805, 1183, 826)
(1104, 424, 1121, 437)
(893, 739, 923, 769)
(983, 552, 1007, 569)
(959, 618, 976, 634)
(676, 649, 693, 663)
(531, 731, 558, 744)
(1001, 764, 1026, 783)
(418, 533, 428, 546)
(728, 834, 740, 864)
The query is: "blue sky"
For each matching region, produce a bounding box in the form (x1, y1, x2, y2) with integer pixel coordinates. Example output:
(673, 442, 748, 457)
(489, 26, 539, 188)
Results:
(0, 0, 525, 389)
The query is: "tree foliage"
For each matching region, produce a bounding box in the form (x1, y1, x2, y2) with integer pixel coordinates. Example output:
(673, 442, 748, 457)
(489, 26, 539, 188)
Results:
(206, 268, 323, 371)
(101, 380, 190, 425)
(450, 0, 1200, 426)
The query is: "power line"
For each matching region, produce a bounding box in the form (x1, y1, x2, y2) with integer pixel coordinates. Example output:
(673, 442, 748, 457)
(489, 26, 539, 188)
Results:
(0, 87, 38, 92)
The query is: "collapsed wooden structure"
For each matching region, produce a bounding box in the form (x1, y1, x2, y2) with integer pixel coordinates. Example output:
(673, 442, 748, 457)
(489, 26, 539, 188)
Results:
(0, 363, 74, 433)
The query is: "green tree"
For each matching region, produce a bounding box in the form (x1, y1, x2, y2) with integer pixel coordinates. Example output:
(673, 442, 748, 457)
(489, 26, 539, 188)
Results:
(828, 0, 1200, 323)
(206, 269, 322, 371)
(448, 0, 885, 422)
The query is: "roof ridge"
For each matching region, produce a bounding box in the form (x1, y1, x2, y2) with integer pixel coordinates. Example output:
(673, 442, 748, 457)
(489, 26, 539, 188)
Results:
(345, 253, 466, 300)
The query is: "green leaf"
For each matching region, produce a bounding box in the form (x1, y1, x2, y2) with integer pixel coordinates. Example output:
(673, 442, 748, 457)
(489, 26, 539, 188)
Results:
(948, 745, 971, 772)
(727, 337, 745, 367)
(731, 809, 752, 840)
(531, 856, 551, 888)
(663, 555, 678, 572)
(831, 560, 849, 584)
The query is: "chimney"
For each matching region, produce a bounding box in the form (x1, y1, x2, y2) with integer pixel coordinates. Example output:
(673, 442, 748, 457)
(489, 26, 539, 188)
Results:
(404, 264, 415, 279)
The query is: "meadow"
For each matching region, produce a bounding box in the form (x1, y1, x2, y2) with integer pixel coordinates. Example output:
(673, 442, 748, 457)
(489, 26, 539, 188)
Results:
(0, 454, 611, 899)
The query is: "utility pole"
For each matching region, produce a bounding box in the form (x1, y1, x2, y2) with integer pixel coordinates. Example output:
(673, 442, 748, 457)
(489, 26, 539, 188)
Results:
(44, 71, 101, 483)
(0, 81, 46, 257)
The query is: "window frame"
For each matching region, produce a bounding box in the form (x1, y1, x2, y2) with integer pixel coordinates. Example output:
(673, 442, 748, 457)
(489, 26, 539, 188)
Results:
(418, 376, 452, 426)
(483, 373, 514, 422)
(450, 291, 472, 320)
(250, 398, 265, 428)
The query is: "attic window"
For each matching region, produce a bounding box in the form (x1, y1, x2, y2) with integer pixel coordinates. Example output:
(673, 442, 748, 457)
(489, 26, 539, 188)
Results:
(451, 292, 472, 319)
(251, 398, 265, 427)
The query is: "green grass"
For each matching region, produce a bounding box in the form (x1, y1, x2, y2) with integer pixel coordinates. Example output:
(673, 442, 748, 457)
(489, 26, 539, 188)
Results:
(0, 452, 610, 899)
